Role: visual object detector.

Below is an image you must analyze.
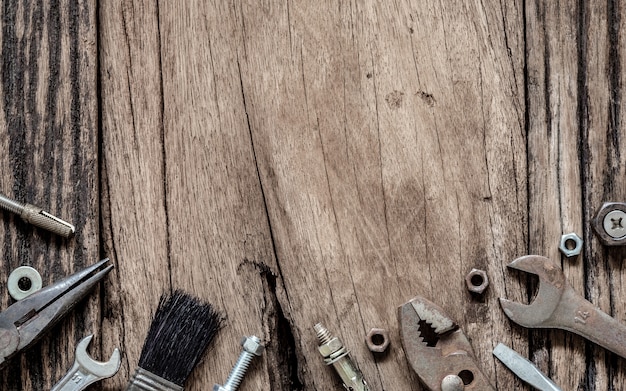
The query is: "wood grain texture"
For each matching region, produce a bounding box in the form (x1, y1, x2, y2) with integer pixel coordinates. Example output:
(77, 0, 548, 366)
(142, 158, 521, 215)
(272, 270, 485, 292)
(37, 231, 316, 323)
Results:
(527, 1, 626, 390)
(0, 0, 625, 390)
(0, 0, 99, 390)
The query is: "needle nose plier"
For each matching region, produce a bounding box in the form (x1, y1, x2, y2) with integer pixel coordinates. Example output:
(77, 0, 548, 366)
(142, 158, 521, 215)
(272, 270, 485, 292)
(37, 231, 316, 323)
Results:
(0, 259, 113, 367)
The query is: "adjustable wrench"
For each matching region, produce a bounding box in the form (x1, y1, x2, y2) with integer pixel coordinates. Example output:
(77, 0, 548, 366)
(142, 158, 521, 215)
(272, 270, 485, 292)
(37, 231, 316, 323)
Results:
(51, 335, 121, 391)
(500, 255, 626, 359)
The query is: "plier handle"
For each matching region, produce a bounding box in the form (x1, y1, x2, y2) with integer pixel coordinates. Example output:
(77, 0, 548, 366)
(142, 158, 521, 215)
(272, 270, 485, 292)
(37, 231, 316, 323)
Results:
(0, 259, 113, 367)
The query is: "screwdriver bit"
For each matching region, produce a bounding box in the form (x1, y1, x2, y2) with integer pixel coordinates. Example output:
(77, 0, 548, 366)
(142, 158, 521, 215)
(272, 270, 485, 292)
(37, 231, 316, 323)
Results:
(0, 193, 75, 238)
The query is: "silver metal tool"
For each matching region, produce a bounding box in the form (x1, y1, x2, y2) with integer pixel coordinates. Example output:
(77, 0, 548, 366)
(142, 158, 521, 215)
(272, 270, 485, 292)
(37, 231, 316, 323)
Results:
(51, 334, 121, 391)
(0, 193, 75, 237)
(500, 255, 626, 359)
(314, 323, 371, 391)
(0, 259, 113, 367)
(493, 343, 561, 391)
(214, 335, 264, 391)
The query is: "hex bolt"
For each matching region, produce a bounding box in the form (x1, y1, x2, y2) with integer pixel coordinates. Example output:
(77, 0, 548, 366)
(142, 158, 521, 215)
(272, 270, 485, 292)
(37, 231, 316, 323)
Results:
(213, 335, 264, 391)
(592, 203, 626, 246)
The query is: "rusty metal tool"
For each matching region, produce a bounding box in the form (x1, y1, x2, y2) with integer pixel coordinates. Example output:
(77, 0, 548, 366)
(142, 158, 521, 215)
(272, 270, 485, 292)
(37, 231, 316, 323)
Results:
(0, 193, 75, 238)
(399, 295, 495, 390)
(500, 255, 626, 359)
(51, 334, 121, 391)
(493, 343, 561, 391)
(0, 259, 113, 368)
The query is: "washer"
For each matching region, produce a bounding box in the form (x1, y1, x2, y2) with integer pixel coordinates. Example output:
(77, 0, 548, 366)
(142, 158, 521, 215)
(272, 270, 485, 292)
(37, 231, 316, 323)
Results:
(8, 266, 43, 300)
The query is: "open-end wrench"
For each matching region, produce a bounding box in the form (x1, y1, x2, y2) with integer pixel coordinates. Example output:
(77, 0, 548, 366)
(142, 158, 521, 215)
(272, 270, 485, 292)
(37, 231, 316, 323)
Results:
(51, 335, 121, 391)
(500, 255, 626, 359)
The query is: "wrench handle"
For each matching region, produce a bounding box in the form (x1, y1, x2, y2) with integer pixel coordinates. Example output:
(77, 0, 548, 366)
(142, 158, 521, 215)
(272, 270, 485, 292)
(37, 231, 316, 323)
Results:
(557, 290, 626, 359)
(51, 362, 101, 391)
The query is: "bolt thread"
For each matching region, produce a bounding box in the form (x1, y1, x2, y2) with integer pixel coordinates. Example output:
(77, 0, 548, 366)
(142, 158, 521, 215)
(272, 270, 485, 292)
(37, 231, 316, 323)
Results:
(223, 351, 254, 390)
(314, 323, 333, 345)
(0, 194, 24, 215)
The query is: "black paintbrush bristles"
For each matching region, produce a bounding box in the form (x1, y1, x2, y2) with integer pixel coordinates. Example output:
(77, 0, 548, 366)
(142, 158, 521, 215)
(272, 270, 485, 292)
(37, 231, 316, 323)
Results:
(137, 289, 221, 386)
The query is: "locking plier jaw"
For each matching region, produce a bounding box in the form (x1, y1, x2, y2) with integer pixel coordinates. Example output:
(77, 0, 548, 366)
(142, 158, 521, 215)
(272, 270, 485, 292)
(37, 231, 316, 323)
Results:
(398, 295, 495, 390)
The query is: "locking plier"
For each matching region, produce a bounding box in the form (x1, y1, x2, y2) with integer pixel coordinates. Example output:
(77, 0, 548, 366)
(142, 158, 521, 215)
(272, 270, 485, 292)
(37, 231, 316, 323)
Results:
(399, 295, 495, 390)
(0, 259, 113, 368)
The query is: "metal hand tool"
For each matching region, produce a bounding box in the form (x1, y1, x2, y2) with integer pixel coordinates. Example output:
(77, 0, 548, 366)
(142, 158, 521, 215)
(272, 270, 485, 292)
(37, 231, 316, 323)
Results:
(0, 259, 113, 367)
(493, 343, 561, 391)
(399, 295, 495, 390)
(500, 255, 626, 359)
(0, 193, 75, 238)
(51, 334, 121, 391)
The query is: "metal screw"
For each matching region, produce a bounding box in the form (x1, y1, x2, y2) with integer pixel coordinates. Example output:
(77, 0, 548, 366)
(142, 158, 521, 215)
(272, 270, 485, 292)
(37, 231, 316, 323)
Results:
(213, 335, 264, 391)
(603, 210, 626, 239)
(0, 193, 75, 238)
(314, 323, 371, 391)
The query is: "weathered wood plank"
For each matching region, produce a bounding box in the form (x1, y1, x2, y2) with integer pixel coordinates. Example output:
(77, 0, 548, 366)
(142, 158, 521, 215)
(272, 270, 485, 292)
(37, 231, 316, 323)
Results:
(527, 1, 626, 389)
(100, 0, 281, 390)
(158, 0, 279, 389)
(0, 0, 99, 390)
(238, 0, 526, 389)
(525, 1, 587, 389)
(99, 1, 174, 389)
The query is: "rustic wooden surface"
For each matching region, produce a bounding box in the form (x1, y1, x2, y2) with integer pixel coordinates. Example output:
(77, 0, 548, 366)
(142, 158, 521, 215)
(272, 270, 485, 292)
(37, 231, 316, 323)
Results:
(0, 0, 625, 390)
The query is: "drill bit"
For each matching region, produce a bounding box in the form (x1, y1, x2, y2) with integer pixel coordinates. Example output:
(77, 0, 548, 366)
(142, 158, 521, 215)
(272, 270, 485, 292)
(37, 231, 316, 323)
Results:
(0, 193, 75, 238)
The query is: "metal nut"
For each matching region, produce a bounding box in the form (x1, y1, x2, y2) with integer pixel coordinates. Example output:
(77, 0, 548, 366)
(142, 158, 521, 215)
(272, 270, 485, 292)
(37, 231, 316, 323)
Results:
(241, 335, 265, 356)
(559, 233, 583, 257)
(365, 328, 390, 353)
(592, 202, 626, 246)
(465, 268, 489, 294)
(318, 336, 343, 357)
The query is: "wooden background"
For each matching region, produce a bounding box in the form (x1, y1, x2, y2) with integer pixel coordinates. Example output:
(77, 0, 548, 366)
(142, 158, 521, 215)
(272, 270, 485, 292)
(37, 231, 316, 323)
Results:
(0, 0, 624, 390)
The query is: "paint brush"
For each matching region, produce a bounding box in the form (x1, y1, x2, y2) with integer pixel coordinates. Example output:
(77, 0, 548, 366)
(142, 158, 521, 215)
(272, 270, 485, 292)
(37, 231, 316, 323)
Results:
(126, 289, 222, 391)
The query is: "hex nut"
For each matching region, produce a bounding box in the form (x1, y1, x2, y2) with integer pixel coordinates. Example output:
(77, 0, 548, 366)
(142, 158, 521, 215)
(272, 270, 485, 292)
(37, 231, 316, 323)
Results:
(365, 328, 390, 353)
(465, 269, 489, 294)
(318, 337, 343, 357)
(559, 233, 583, 258)
(592, 202, 626, 246)
(241, 336, 265, 356)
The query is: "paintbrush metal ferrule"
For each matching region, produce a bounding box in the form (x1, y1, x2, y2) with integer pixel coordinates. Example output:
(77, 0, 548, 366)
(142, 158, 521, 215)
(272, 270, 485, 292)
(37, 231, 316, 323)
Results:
(126, 368, 183, 391)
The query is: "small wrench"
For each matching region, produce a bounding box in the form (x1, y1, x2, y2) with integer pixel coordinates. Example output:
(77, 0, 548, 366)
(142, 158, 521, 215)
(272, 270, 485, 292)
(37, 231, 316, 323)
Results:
(51, 335, 121, 391)
(500, 255, 626, 359)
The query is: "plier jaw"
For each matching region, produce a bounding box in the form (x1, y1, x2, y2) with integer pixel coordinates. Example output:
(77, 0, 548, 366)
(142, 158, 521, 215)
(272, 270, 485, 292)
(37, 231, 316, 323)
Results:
(0, 259, 113, 367)
(398, 296, 495, 391)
